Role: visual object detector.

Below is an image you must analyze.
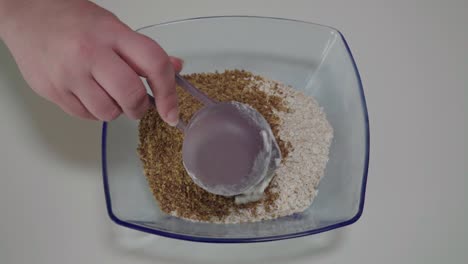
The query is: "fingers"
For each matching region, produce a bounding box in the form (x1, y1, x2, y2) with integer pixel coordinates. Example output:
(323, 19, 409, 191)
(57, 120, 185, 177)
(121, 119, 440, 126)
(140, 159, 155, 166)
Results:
(55, 92, 97, 120)
(51, 30, 183, 122)
(91, 50, 151, 119)
(115, 31, 179, 126)
(72, 79, 122, 121)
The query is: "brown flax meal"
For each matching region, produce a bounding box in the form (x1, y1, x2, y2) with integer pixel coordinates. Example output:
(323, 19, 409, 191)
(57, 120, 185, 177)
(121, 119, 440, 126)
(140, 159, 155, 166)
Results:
(138, 70, 333, 223)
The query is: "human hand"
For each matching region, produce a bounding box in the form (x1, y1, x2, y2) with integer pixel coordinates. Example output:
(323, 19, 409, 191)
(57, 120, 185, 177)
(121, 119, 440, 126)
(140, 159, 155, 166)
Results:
(0, 0, 182, 125)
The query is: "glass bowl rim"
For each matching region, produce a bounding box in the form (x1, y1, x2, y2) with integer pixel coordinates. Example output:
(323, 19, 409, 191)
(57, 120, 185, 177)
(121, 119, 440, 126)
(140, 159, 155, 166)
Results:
(101, 15, 370, 243)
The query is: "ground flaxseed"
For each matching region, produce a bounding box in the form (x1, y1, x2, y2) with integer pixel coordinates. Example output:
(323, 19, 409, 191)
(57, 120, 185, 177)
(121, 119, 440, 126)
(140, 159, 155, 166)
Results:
(138, 70, 291, 222)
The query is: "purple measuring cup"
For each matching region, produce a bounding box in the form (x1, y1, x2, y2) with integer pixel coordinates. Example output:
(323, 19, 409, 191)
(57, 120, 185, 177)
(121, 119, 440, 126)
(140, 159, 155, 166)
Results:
(152, 73, 282, 197)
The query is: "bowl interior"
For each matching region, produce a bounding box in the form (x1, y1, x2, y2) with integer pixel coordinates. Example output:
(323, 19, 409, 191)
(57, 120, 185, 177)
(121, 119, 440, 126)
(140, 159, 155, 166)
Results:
(103, 17, 368, 242)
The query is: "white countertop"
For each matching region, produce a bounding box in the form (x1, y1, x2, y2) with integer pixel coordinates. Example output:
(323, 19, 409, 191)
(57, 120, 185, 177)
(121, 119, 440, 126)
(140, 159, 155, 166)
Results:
(1, 0, 467, 263)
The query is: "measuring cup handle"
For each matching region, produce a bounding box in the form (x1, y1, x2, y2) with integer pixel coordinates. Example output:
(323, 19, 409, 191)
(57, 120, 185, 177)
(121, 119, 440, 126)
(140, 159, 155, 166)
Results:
(147, 94, 187, 132)
(175, 73, 216, 106)
(147, 73, 210, 133)
(175, 120, 187, 131)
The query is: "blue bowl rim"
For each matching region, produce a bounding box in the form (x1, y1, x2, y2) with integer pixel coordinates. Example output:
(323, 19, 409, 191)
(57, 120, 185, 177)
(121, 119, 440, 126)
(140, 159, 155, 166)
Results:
(101, 15, 370, 243)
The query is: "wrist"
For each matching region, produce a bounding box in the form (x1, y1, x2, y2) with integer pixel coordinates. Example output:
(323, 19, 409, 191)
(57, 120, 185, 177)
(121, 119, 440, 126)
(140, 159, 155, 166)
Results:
(0, 0, 30, 39)
(0, 0, 89, 40)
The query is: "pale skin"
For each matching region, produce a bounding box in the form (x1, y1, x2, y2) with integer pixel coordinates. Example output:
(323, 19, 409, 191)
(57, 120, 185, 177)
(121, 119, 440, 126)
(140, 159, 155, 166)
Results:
(0, 0, 182, 125)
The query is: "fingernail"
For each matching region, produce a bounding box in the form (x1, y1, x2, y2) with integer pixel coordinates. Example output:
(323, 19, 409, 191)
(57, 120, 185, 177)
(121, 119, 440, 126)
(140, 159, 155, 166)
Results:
(166, 107, 179, 127)
(172, 57, 184, 65)
(170, 57, 184, 71)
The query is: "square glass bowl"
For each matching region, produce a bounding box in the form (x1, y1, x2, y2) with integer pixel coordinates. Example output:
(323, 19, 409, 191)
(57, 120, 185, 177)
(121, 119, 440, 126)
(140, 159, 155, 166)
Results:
(102, 16, 369, 243)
